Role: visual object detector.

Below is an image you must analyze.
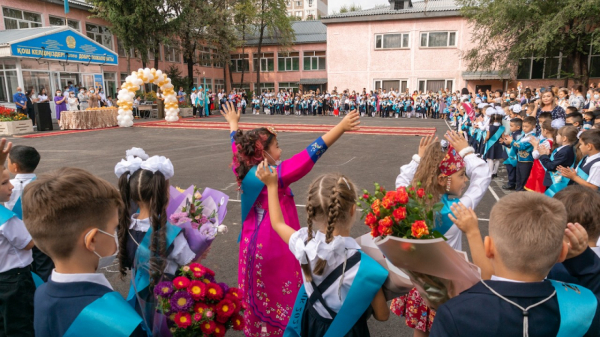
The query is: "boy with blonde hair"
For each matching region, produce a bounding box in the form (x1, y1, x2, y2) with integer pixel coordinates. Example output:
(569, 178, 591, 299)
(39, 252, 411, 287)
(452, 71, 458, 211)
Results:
(436, 192, 600, 336)
(23, 167, 144, 336)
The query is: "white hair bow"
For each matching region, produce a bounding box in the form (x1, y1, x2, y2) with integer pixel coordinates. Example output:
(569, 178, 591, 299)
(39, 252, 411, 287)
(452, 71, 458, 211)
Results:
(126, 147, 149, 160)
(140, 156, 174, 180)
(314, 237, 346, 266)
(551, 118, 565, 129)
(114, 157, 143, 178)
(294, 239, 312, 264)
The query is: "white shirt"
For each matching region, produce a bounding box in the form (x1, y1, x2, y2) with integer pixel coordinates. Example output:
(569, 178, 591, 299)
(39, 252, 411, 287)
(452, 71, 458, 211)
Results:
(51, 269, 113, 289)
(490, 275, 525, 283)
(289, 228, 361, 319)
(395, 154, 491, 251)
(0, 216, 33, 272)
(129, 215, 195, 275)
(6, 173, 36, 211)
(582, 152, 600, 187)
(38, 94, 49, 102)
(67, 96, 79, 111)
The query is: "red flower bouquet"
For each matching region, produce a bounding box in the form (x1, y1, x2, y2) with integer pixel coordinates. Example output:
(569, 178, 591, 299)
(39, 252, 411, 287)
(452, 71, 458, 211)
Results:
(155, 263, 245, 336)
(356, 183, 481, 308)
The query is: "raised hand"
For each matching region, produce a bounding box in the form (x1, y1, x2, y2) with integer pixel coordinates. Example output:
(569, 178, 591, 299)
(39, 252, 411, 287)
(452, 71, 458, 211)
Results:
(448, 203, 479, 235)
(339, 110, 360, 132)
(565, 223, 589, 260)
(0, 138, 12, 166)
(444, 131, 469, 154)
(220, 101, 241, 132)
(529, 137, 539, 149)
(255, 159, 278, 187)
(418, 135, 438, 158)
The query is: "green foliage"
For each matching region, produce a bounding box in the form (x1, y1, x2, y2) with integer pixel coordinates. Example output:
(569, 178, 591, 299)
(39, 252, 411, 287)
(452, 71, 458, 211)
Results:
(456, 0, 600, 85)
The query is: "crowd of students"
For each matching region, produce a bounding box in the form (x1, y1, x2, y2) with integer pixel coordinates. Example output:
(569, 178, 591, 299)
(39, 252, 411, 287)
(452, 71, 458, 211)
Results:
(1, 85, 600, 337)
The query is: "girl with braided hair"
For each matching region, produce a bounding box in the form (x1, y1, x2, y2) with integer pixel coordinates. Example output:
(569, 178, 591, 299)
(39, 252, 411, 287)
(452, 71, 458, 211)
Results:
(221, 102, 360, 336)
(114, 155, 195, 333)
(256, 165, 389, 336)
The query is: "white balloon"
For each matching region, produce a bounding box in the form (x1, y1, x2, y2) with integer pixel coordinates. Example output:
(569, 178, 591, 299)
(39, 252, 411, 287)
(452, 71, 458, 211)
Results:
(155, 70, 162, 77)
(164, 83, 174, 90)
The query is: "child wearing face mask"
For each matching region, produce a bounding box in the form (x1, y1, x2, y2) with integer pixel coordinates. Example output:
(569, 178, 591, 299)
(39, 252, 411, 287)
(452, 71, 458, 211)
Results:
(23, 167, 145, 337)
(391, 132, 491, 335)
(0, 139, 36, 337)
(67, 91, 79, 111)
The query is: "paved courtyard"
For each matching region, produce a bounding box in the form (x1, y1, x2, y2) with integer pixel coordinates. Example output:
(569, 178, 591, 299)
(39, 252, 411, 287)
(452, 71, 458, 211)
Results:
(11, 114, 507, 336)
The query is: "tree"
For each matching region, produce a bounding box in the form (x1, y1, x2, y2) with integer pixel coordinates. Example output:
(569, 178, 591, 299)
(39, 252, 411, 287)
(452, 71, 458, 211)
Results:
(253, 0, 294, 94)
(457, 0, 600, 86)
(234, 0, 257, 90)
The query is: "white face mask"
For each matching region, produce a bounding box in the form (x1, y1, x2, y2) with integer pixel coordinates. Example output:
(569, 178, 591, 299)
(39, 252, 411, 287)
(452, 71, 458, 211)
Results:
(84, 228, 118, 272)
(595, 94, 600, 100)
(265, 151, 282, 166)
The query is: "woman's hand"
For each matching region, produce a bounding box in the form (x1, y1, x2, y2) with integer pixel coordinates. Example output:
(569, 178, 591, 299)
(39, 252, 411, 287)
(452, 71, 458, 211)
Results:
(417, 134, 437, 158)
(445, 130, 469, 153)
(255, 159, 278, 187)
(220, 101, 241, 132)
(339, 110, 360, 132)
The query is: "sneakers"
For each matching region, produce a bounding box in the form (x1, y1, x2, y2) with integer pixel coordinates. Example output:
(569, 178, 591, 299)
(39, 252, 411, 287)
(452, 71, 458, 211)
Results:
(501, 184, 515, 190)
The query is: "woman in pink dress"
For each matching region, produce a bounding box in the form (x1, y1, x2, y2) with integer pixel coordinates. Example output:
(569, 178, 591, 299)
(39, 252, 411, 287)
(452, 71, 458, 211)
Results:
(221, 102, 359, 336)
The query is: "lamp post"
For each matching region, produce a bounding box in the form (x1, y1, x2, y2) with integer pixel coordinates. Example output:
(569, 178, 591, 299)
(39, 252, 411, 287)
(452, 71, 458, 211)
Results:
(203, 71, 208, 116)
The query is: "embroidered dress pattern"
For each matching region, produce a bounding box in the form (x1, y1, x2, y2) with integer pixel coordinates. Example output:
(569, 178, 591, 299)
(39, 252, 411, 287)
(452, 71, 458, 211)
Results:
(391, 288, 436, 332)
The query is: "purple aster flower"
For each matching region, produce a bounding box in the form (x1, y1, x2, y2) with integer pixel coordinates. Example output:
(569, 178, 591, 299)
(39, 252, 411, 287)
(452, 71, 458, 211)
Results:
(170, 291, 193, 312)
(217, 282, 230, 294)
(206, 274, 215, 283)
(154, 281, 174, 298)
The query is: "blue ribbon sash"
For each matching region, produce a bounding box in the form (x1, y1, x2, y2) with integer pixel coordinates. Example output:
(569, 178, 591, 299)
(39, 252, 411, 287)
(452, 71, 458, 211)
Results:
(12, 176, 36, 220)
(0, 205, 17, 225)
(542, 147, 573, 197)
(284, 251, 388, 337)
(484, 126, 505, 157)
(64, 292, 143, 337)
(239, 165, 266, 242)
(548, 279, 596, 337)
(434, 194, 460, 235)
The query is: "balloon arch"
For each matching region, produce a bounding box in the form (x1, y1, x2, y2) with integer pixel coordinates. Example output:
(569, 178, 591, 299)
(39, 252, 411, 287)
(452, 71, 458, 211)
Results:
(117, 68, 179, 127)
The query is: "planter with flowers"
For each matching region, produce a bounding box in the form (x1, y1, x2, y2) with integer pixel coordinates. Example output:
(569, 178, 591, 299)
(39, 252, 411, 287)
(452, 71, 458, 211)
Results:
(179, 103, 193, 118)
(0, 106, 33, 135)
(357, 182, 480, 309)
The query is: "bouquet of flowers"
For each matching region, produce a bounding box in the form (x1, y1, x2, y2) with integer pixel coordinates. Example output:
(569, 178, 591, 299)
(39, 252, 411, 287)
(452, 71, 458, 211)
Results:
(154, 263, 245, 337)
(168, 186, 229, 260)
(357, 183, 481, 308)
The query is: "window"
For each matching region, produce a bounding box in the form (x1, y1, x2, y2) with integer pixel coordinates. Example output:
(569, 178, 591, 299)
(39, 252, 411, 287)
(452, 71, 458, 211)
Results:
(295, 11, 302, 18)
(417, 79, 453, 92)
(231, 54, 249, 72)
(375, 33, 409, 49)
(214, 79, 225, 92)
(254, 53, 275, 72)
(279, 82, 299, 92)
(309, 0, 313, 6)
(212, 49, 223, 68)
(86, 23, 113, 50)
(260, 82, 275, 93)
(303, 51, 326, 71)
(296, 1, 302, 6)
(591, 45, 600, 78)
(3, 8, 42, 29)
(517, 53, 567, 80)
(278, 52, 300, 71)
(420, 31, 457, 48)
(199, 46, 212, 67)
(165, 44, 180, 63)
(49, 16, 80, 31)
(374, 79, 408, 92)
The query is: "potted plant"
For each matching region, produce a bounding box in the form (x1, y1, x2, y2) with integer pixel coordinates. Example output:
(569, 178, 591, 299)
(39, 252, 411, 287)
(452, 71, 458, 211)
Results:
(179, 103, 193, 117)
(0, 106, 33, 135)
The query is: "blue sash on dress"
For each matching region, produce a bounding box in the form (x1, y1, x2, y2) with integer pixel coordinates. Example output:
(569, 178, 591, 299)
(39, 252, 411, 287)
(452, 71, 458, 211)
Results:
(284, 251, 387, 337)
(239, 165, 266, 242)
(542, 147, 574, 197)
(548, 279, 597, 337)
(434, 194, 460, 235)
(64, 292, 143, 337)
(483, 126, 505, 157)
(12, 176, 36, 220)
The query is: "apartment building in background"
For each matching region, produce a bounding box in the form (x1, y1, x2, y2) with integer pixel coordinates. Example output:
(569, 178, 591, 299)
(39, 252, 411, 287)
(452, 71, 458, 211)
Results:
(286, 0, 327, 20)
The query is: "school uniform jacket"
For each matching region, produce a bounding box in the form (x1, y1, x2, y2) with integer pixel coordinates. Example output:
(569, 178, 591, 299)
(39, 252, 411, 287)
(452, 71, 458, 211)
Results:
(430, 248, 600, 337)
(538, 145, 576, 187)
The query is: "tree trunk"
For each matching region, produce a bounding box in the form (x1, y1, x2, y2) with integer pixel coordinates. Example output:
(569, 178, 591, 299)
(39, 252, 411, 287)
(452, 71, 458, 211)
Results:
(153, 42, 160, 70)
(228, 58, 234, 92)
(223, 65, 228, 92)
(126, 51, 131, 75)
(256, 0, 266, 95)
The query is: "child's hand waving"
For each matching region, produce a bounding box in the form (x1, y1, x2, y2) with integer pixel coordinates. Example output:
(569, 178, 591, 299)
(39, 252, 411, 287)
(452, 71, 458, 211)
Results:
(339, 110, 361, 132)
(220, 101, 241, 131)
(565, 223, 589, 260)
(445, 131, 469, 154)
(0, 138, 12, 166)
(448, 203, 479, 235)
(255, 160, 278, 187)
(418, 135, 438, 158)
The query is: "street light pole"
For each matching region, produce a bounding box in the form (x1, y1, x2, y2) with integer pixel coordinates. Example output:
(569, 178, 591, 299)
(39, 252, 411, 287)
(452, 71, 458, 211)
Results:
(203, 71, 207, 117)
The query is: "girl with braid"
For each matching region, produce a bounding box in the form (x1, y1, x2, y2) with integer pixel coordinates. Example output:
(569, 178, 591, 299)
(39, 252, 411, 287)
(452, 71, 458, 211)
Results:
(114, 155, 195, 333)
(256, 167, 389, 336)
(221, 102, 360, 336)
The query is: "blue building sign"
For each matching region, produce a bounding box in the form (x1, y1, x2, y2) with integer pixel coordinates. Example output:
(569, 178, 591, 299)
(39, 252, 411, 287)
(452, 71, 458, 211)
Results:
(10, 28, 118, 66)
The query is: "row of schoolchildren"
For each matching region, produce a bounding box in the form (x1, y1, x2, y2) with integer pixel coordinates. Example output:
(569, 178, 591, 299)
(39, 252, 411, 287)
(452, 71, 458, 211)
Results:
(0, 143, 193, 336)
(454, 101, 600, 195)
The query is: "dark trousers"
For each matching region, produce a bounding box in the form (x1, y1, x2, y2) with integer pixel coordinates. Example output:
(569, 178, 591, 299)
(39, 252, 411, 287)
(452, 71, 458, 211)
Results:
(192, 105, 197, 116)
(0, 266, 35, 337)
(516, 162, 533, 191)
(505, 163, 517, 188)
(31, 246, 54, 282)
(26, 109, 35, 126)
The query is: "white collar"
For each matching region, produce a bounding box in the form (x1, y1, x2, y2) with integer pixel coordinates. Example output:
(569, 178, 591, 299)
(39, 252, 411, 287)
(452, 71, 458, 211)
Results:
(14, 173, 36, 180)
(555, 144, 567, 152)
(587, 152, 600, 161)
(490, 275, 525, 283)
(130, 214, 150, 231)
(51, 269, 113, 289)
(313, 230, 361, 251)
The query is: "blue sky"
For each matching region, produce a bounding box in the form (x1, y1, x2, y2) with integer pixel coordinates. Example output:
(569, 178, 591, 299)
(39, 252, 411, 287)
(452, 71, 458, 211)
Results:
(328, 0, 389, 14)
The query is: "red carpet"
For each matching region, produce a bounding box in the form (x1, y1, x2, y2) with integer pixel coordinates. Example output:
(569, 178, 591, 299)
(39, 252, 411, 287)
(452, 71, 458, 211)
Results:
(136, 120, 436, 137)
(14, 126, 119, 138)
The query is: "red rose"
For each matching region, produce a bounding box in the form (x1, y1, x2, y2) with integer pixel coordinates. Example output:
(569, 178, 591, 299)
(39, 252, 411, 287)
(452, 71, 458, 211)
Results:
(362, 194, 370, 199)
(371, 199, 381, 216)
(381, 199, 393, 210)
(417, 188, 425, 198)
(365, 213, 378, 226)
(394, 188, 409, 204)
(379, 216, 393, 228)
(378, 225, 392, 236)
(411, 220, 430, 239)
(370, 227, 379, 238)
(173, 276, 191, 290)
(392, 207, 407, 221)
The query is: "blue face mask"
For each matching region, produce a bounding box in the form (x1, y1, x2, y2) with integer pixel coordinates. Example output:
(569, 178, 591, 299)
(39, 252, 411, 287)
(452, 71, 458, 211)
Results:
(587, 94, 591, 99)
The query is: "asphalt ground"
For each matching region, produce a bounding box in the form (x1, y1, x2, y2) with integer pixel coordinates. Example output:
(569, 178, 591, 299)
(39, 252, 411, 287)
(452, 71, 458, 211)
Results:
(10, 113, 507, 336)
